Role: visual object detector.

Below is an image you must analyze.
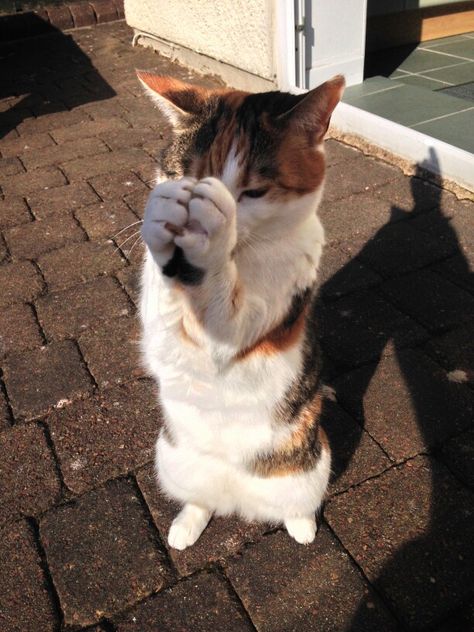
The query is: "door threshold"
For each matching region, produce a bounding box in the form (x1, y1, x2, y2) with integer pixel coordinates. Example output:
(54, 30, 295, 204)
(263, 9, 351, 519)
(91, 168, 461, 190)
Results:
(332, 77, 474, 193)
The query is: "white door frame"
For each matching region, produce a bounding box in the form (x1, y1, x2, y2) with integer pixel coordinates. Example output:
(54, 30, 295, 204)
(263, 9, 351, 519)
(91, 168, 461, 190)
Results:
(275, 0, 368, 91)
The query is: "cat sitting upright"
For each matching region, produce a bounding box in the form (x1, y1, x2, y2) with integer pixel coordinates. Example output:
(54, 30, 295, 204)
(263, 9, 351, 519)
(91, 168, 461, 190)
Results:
(137, 71, 344, 549)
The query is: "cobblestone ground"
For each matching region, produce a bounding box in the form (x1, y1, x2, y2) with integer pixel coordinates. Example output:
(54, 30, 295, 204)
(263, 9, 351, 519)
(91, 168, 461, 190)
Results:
(0, 20, 473, 632)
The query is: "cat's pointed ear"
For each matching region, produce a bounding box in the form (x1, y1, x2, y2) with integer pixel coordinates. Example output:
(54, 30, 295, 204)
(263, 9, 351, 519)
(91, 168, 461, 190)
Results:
(136, 71, 209, 127)
(279, 75, 345, 144)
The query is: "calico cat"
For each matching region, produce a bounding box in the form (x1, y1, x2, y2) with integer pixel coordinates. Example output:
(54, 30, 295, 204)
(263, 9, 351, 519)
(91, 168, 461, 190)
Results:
(137, 71, 344, 549)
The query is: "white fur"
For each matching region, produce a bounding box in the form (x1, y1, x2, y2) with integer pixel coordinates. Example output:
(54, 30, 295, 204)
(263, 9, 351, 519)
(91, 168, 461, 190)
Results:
(140, 152, 328, 548)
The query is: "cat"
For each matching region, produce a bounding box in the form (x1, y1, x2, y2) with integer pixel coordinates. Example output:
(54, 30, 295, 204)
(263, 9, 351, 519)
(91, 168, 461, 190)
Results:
(137, 71, 344, 549)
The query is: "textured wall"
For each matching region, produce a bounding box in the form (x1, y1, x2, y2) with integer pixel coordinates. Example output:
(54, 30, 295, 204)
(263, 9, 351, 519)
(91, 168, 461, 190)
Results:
(124, 0, 275, 80)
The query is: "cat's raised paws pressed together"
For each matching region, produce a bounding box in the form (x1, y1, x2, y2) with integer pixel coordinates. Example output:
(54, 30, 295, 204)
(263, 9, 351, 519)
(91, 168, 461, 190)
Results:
(138, 71, 344, 549)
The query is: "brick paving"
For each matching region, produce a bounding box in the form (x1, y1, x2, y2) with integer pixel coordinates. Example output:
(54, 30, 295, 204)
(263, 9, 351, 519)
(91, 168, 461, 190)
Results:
(0, 19, 473, 632)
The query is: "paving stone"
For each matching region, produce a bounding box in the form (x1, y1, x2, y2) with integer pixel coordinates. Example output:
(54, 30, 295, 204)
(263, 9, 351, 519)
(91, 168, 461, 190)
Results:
(411, 198, 474, 264)
(78, 315, 143, 387)
(134, 160, 158, 186)
(50, 117, 129, 144)
(0, 156, 24, 178)
(0, 423, 61, 525)
(116, 266, 140, 305)
(40, 478, 169, 627)
(324, 139, 362, 167)
(75, 199, 140, 241)
(433, 600, 474, 632)
(318, 244, 381, 298)
(321, 400, 391, 495)
(0, 233, 8, 263)
(38, 240, 125, 291)
(48, 380, 159, 494)
(0, 261, 43, 308)
(319, 192, 396, 244)
(340, 221, 454, 278)
(3, 341, 93, 420)
(324, 155, 400, 203)
(381, 269, 474, 332)
(80, 99, 128, 121)
(0, 197, 31, 229)
(433, 254, 474, 296)
(411, 199, 474, 293)
(0, 521, 57, 632)
(27, 181, 100, 219)
(326, 456, 474, 629)
(439, 429, 474, 488)
(69, 2, 96, 27)
(91, 0, 119, 23)
(334, 349, 474, 461)
(123, 187, 150, 218)
(20, 137, 109, 170)
(318, 289, 426, 369)
(88, 169, 148, 200)
(0, 127, 19, 142)
(117, 571, 254, 632)
(62, 147, 153, 181)
(0, 303, 43, 357)
(4, 212, 85, 260)
(99, 126, 156, 151)
(226, 527, 397, 632)
(17, 108, 90, 135)
(374, 175, 453, 216)
(46, 4, 74, 29)
(0, 389, 9, 430)
(36, 276, 132, 340)
(425, 322, 474, 387)
(137, 463, 266, 577)
(2, 166, 66, 196)
(0, 131, 55, 158)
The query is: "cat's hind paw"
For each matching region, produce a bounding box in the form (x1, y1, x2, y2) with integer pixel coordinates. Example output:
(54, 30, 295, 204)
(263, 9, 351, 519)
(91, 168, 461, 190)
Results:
(167, 503, 212, 550)
(284, 515, 317, 545)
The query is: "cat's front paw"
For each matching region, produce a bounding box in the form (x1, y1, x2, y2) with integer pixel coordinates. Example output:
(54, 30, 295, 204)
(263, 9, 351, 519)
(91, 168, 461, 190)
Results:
(141, 177, 196, 266)
(174, 177, 237, 269)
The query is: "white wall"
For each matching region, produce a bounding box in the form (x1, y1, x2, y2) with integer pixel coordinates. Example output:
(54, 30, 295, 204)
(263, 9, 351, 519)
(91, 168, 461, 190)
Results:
(125, 0, 275, 84)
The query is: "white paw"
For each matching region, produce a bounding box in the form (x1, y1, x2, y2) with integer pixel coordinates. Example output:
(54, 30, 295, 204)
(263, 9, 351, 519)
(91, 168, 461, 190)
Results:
(141, 177, 196, 265)
(174, 177, 236, 268)
(285, 516, 317, 545)
(167, 504, 211, 551)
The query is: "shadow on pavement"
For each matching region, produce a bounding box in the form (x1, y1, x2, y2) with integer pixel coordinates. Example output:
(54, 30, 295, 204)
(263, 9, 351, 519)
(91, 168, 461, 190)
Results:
(0, 12, 115, 141)
(319, 148, 474, 630)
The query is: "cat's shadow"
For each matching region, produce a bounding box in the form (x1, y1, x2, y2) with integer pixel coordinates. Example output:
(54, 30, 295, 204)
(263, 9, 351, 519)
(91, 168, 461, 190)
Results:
(316, 148, 474, 631)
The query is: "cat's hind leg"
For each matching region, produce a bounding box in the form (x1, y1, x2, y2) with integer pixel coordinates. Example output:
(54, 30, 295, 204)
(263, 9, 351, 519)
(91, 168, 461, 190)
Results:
(168, 503, 212, 550)
(284, 515, 317, 545)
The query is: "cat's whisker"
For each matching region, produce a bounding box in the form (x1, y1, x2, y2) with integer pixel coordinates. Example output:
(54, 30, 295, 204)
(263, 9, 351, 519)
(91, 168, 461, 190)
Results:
(111, 220, 143, 241)
(113, 230, 141, 255)
(126, 234, 144, 258)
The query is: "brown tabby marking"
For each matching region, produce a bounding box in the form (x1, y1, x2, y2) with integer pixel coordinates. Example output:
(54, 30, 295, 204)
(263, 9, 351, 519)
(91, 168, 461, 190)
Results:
(250, 394, 324, 477)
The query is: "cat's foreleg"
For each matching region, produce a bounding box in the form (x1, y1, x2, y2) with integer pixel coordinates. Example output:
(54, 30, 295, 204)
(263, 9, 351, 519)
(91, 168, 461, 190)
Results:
(174, 177, 266, 346)
(168, 503, 212, 550)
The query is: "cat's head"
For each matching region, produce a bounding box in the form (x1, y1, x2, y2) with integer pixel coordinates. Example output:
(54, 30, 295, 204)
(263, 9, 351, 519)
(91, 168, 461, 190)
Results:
(137, 72, 344, 240)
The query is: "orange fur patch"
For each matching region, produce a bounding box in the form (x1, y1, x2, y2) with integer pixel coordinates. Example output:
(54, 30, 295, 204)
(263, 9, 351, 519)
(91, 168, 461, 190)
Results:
(251, 393, 325, 477)
(236, 305, 308, 361)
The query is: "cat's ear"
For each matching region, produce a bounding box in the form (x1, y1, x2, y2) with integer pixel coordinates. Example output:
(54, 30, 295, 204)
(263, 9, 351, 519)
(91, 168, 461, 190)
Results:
(136, 71, 209, 127)
(278, 75, 345, 144)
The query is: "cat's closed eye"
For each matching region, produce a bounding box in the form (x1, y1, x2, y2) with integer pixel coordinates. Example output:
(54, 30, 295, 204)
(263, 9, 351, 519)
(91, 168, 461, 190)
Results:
(240, 187, 269, 200)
